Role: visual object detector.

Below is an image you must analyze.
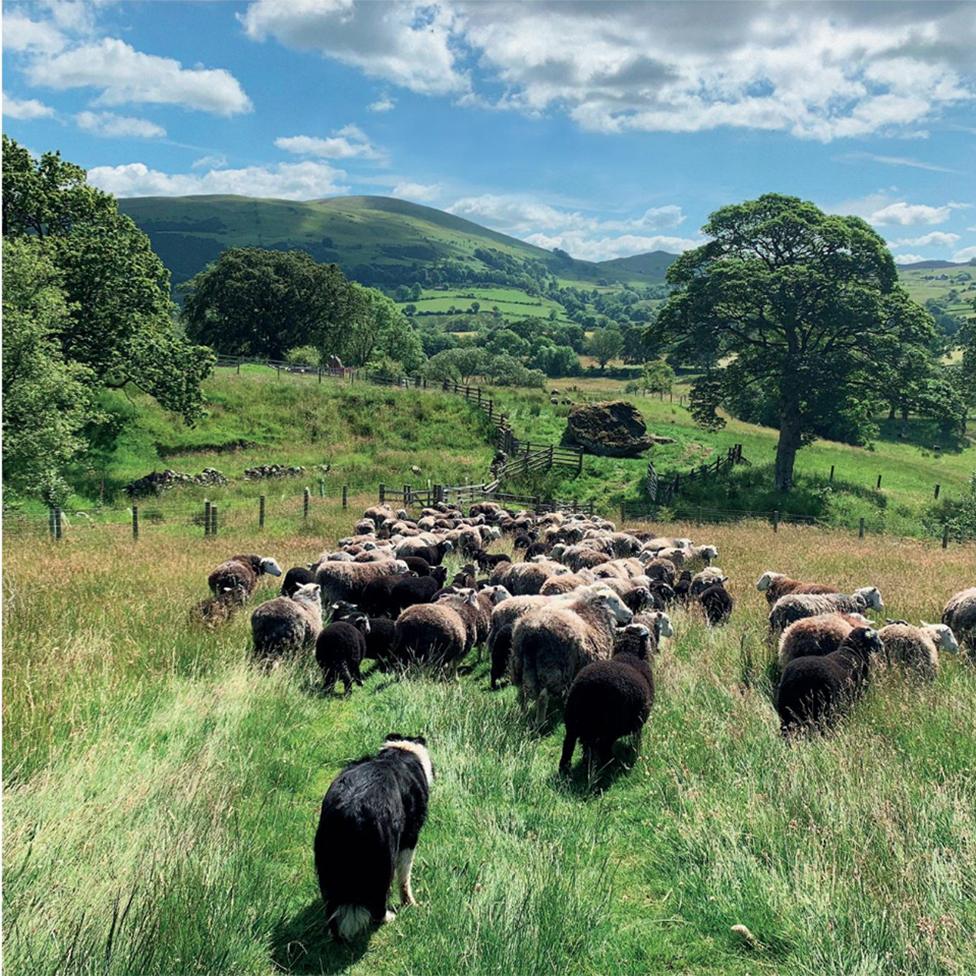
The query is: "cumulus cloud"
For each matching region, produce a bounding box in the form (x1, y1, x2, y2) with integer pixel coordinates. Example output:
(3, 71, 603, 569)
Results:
(447, 193, 694, 260)
(368, 95, 396, 112)
(27, 37, 252, 115)
(892, 253, 927, 265)
(953, 245, 976, 263)
(391, 181, 442, 202)
(76, 110, 166, 139)
(891, 232, 961, 248)
(192, 153, 228, 170)
(87, 160, 348, 199)
(2, 12, 66, 53)
(243, 0, 466, 96)
(870, 202, 957, 226)
(3, 92, 55, 119)
(275, 124, 383, 160)
(241, 0, 975, 140)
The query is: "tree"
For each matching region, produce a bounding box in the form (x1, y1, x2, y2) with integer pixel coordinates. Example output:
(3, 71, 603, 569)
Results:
(285, 345, 321, 368)
(587, 326, 625, 368)
(344, 284, 425, 372)
(182, 247, 357, 362)
(647, 194, 938, 491)
(423, 348, 488, 384)
(3, 136, 213, 423)
(641, 359, 675, 394)
(2, 239, 95, 504)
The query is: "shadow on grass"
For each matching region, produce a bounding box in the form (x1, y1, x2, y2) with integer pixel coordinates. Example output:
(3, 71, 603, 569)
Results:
(876, 417, 969, 454)
(555, 740, 641, 797)
(271, 900, 370, 975)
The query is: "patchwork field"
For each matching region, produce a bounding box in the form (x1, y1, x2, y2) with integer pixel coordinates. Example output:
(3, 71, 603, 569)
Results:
(3, 511, 975, 975)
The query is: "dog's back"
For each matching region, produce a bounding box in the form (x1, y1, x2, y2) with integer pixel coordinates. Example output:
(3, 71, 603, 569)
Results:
(315, 738, 432, 941)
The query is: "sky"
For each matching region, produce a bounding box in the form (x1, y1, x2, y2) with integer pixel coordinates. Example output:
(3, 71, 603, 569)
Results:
(3, 0, 975, 264)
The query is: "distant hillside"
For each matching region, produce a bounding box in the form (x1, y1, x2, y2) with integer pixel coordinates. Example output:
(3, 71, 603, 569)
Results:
(118, 194, 673, 291)
(898, 259, 975, 270)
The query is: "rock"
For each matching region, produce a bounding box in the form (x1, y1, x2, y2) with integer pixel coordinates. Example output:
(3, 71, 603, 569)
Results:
(125, 467, 228, 496)
(243, 464, 306, 480)
(562, 401, 655, 457)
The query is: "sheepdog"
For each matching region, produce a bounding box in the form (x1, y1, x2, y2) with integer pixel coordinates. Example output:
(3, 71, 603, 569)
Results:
(314, 734, 433, 941)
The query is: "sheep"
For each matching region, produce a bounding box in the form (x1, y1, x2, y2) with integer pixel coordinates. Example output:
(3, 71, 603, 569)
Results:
(640, 536, 691, 554)
(607, 532, 643, 557)
(316, 614, 370, 694)
(769, 587, 884, 632)
(640, 557, 678, 587)
(331, 602, 397, 666)
(777, 612, 871, 669)
(695, 580, 734, 626)
(631, 610, 674, 651)
(878, 622, 959, 680)
(775, 626, 884, 734)
(672, 570, 693, 605)
(942, 588, 976, 653)
(646, 580, 676, 609)
(189, 594, 239, 628)
(281, 566, 316, 597)
(592, 577, 652, 613)
(391, 575, 443, 614)
(511, 587, 633, 719)
(208, 554, 283, 602)
(316, 559, 410, 605)
(497, 560, 569, 596)
(473, 550, 513, 572)
(251, 582, 323, 660)
(681, 544, 718, 569)
(392, 590, 480, 665)
(395, 538, 454, 565)
(399, 556, 446, 581)
(756, 571, 838, 606)
(689, 567, 726, 597)
(559, 623, 655, 775)
(540, 571, 596, 596)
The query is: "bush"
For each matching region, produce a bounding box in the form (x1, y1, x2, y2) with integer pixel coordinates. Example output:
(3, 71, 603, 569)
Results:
(284, 345, 321, 368)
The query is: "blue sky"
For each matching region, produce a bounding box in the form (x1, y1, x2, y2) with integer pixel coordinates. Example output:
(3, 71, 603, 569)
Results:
(4, 0, 975, 263)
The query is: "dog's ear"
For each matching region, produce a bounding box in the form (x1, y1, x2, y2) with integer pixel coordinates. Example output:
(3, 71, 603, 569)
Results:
(384, 732, 405, 743)
(413, 735, 427, 746)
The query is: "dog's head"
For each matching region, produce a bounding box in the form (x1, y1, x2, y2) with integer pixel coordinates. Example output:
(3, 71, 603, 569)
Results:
(384, 734, 434, 784)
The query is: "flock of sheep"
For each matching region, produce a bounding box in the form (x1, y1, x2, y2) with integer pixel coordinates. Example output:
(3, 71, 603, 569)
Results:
(201, 502, 976, 762)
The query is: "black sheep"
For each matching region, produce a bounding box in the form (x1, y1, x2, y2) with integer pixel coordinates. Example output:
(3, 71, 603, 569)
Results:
(331, 603, 396, 666)
(696, 581, 734, 625)
(524, 542, 547, 559)
(622, 585, 652, 614)
(490, 624, 514, 690)
(473, 549, 513, 571)
(391, 575, 442, 614)
(360, 573, 411, 617)
(673, 571, 693, 605)
(559, 623, 655, 775)
(281, 566, 315, 597)
(316, 614, 370, 694)
(513, 532, 536, 551)
(775, 626, 883, 734)
(647, 580, 675, 609)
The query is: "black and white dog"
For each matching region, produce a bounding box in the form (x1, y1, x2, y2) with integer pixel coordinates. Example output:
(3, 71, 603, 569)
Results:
(314, 734, 433, 941)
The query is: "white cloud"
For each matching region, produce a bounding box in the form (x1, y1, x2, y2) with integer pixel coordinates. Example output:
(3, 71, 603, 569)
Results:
(447, 193, 693, 260)
(192, 153, 228, 170)
(275, 124, 383, 160)
(3, 92, 55, 119)
(2, 12, 66, 53)
(391, 181, 441, 202)
(833, 151, 960, 175)
(243, 0, 466, 96)
(893, 253, 927, 265)
(891, 232, 960, 248)
(87, 160, 348, 199)
(870, 202, 956, 226)
(368, 95, 395, 112)
(953, 245, 976, 263)
(28, 37, 252, 115)
(76, 110, 166, 139)
(242, 1, 975, 140)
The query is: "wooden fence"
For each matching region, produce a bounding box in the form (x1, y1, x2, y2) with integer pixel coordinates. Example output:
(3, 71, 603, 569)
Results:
(646, 444, 746, 504)
(378, 481, 596, 516)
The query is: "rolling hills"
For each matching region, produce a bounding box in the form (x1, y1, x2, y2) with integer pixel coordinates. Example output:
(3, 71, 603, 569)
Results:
(118, 194, 675, 291)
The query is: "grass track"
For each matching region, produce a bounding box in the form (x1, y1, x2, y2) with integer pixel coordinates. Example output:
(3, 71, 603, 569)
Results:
(4, 514, 975, 975)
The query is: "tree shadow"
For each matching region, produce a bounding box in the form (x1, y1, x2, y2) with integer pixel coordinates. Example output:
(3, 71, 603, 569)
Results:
(270, 900, 370, 975)
(876, 417, 969, 454)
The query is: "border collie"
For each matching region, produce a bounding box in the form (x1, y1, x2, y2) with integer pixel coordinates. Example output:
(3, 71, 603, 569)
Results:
(314, 734, 433, 941)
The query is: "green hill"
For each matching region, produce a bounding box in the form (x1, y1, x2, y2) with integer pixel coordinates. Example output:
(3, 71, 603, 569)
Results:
(118, 194, 671, 291)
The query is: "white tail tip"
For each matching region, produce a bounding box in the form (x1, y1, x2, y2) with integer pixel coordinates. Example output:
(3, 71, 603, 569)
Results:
(331, 904, 372, 941)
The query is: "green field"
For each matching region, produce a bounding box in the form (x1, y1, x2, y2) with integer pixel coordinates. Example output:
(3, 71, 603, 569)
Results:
(4, 505, 975, 975)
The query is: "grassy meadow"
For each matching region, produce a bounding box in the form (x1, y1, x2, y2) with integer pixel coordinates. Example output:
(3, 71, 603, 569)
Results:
(4, 509, 976, 975)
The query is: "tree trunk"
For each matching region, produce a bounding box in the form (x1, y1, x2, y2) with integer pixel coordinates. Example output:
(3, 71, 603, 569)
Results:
(774, 407, 802, 492)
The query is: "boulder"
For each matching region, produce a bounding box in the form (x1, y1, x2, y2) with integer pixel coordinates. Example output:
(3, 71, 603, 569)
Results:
(563, 401, 655, 457)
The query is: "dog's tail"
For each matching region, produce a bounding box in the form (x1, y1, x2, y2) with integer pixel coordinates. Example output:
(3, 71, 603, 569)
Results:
(329, 904, 372, 941)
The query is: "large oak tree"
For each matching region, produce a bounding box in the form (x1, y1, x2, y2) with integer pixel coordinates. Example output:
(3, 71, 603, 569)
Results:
(647, 194, 938, 491)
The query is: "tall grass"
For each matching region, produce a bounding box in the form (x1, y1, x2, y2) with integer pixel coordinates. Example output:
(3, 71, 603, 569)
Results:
(4, 520, 975, 974)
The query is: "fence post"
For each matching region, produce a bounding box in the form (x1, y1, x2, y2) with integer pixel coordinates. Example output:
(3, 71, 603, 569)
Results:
(577, 449, 583, 475)
(829, 464, 835, 482)
(318, 367, 322, 384)
(237, 357, 241, 375)
(319, 479, 325, 498)
(404, 484, 411, 506)
(934, 484, 940, 499)
(342, 486, 348, 508)
(548, 445, 554, 469)
(876, 474, 882, 489)
(773, 510, 779, 533)
(259, 494, 266, 529)
(55, 506, 64, 540)
(204, 499, 211, 537)
(858, 517, 865, 539)
(276, 365, 281, 381)
(49, 507, 56, 540)
(379, 484, 385, 503)
(210, 505, 218, 537)
(942, 524, 949, 549)
(303, 487, 310, 522)
(131, 504, 140, 540)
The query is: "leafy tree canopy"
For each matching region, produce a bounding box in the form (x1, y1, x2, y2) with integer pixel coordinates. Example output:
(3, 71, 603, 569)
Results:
(647, 193, 938, 491)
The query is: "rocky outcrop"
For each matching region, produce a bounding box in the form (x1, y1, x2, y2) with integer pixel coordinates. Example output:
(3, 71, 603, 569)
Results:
(563, 401, 655, 457)
(126, 468, 228, 496)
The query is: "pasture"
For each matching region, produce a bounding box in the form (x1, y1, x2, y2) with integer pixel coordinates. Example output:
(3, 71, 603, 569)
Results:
(4, 508, 975, 975)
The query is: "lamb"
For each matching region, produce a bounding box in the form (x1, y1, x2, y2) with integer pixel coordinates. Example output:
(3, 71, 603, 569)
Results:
(878, 622, 959, 680)
(672, 571, 693, 605)
(695, 580, 734, 626)
(392, 590, 480, 665)
(399, 556, 447, 582)
(559, 623, 655, 775)
(208, 553, 283, 602)
(775, 626, 884, 734)
(769, 587, 884, 632)
(251, 582, 323, 660)
(331, 603, 397, 666)
(281, 566, 316, 597)
(511, 587, 633, 718)
(316, 613, 370, 694)
(316, 559, 410, 604)
(756, 571, 838, 606)
(777, 612, 871, 669)
(395, 538, 454, 565)
(942, 588, 976, 653)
